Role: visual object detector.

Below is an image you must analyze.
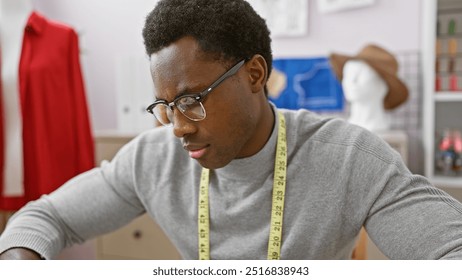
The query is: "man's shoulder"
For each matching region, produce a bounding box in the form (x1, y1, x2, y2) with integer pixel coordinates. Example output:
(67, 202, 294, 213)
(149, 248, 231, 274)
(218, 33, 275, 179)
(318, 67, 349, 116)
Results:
(282, 108, 387, 152)
(114, 127, 182, 159)
(282, 108, 365, 139)
(136, 126, 177, 144)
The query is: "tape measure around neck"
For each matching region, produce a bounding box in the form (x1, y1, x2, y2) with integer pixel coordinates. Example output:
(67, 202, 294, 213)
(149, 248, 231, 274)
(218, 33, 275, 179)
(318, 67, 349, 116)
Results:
(198, 111, 287, 260)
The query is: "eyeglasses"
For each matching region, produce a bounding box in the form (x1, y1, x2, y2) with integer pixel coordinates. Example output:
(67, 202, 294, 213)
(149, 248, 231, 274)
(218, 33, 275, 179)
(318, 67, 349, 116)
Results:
(146, 59, 246, 126)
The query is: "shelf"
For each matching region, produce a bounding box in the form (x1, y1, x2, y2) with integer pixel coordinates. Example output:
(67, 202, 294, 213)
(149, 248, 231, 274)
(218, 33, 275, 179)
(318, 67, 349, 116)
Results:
(437, 33, 462, 39)
(436, 53, 462, 58)
(436, 71, 462, 75)
(432, 175, 462, 189)
(438, 7, 462, 15)
(434, 92, 462, 101)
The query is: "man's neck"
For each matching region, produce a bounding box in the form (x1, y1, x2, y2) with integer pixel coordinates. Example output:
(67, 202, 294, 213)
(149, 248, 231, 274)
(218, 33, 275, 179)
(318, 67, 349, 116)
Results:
(237, 100, 275, 158)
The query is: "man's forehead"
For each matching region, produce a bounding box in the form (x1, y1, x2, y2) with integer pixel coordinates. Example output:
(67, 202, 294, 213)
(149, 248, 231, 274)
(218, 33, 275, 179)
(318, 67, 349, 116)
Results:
(149, 37, 201, 69)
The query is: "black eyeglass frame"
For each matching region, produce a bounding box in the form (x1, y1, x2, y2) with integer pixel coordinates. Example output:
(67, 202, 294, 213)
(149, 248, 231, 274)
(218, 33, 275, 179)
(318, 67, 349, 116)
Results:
(146, 59, 246, 124)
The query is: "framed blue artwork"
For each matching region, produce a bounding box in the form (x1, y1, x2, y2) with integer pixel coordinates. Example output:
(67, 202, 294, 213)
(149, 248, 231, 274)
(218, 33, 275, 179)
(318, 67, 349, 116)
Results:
(268, 57, 344, 111)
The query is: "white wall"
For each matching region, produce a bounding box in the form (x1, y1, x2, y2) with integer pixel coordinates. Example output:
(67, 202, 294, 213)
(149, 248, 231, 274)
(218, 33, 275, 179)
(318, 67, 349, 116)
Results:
(31, 0, 422, 131)
(274, 0, 421, 57)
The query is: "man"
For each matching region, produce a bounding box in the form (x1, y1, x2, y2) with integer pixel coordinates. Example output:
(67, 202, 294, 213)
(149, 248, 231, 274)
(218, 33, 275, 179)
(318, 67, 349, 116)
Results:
(1, 0, 462, 260)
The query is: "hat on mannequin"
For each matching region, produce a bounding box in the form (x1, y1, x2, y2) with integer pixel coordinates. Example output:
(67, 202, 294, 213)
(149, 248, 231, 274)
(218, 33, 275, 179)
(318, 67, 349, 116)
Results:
(329, 44, 409, 110)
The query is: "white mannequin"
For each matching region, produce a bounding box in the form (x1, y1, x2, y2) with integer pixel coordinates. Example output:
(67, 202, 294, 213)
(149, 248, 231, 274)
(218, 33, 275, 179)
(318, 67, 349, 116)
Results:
(0, 0, 33, 197)
(342, 59, 390, 132)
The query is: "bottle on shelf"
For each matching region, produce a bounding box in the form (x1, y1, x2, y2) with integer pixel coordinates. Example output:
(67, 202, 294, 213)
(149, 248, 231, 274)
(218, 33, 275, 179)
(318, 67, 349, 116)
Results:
(436, 129, 454, 175)
(436, 17, 461, 93)
(435, 129, 462, 176)
(453, 130, 462, 175)
(447, 19, 458, 91)
(435, 19, 442, 91)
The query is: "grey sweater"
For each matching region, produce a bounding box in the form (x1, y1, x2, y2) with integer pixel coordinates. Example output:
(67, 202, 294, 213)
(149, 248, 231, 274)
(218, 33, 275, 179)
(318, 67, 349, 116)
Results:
(1, 108, 462, 259)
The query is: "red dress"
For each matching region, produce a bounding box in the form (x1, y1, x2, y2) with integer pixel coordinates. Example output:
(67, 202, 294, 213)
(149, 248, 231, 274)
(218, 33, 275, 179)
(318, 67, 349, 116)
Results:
(0, 12, 94, 210)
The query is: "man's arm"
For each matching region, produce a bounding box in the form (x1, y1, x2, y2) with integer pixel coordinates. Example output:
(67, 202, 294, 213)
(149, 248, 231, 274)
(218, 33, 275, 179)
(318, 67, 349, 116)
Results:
(0, 135, 150, 259)
(365, 172, 462, 259)
(0, 248, 41, 260)
(0, 161, 145, 259)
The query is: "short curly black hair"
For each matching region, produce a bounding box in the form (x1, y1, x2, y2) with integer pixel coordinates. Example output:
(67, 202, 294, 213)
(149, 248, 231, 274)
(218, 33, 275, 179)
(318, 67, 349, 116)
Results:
(142, 0, 272, 80)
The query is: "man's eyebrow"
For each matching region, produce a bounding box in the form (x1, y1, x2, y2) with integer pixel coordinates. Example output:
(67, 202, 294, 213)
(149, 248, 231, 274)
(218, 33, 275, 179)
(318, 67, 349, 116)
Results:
(154, 86, 202, 102)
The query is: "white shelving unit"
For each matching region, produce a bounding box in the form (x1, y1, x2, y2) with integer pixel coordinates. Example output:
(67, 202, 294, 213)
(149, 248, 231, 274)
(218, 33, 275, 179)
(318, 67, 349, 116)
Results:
(434, 91, 462, 102)
(422, 0, 462, 189)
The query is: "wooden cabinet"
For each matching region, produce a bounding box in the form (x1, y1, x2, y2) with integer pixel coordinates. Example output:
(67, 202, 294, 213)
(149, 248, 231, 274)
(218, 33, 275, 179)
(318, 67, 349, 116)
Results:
(97, 213, 181, 260)
(94, 131, 181, 260)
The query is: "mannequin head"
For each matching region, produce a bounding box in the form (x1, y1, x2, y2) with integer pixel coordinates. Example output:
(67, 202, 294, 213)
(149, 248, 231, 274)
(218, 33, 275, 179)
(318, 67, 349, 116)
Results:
(340, 59, 390, 132)
(330, 44, 409, 111)
(342, 59, 388, 105)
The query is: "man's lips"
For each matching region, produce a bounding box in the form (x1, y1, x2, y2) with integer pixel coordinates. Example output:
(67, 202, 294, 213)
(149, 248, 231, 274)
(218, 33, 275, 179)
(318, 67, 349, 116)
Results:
(183, 144, 209, 159)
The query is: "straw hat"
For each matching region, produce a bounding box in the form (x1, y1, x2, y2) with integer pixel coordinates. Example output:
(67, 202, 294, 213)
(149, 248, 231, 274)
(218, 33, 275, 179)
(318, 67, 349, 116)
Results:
(329, 44, 408, 110)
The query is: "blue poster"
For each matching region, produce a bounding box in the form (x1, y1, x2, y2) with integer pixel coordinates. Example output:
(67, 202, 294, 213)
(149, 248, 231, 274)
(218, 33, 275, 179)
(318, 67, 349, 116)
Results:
(268, 57, 344, 111)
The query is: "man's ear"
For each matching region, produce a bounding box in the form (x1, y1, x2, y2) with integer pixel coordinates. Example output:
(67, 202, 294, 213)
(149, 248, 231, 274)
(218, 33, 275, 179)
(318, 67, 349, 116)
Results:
(245, 55, 268, 94)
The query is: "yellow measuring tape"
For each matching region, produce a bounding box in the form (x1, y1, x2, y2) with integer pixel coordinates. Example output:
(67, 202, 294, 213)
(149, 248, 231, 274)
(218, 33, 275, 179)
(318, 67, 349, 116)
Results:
(198, 111, 287, 260)
(198, 167, 210, 260)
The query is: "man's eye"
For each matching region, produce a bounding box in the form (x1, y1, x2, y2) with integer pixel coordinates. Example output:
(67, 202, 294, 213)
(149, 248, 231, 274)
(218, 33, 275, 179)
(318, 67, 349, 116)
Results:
(177, 97, 197, 106)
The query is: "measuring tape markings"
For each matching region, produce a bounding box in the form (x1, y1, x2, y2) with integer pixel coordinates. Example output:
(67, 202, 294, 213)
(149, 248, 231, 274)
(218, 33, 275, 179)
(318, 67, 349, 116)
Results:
(267, 111, 287, 260)
(198, 167, 210, 260)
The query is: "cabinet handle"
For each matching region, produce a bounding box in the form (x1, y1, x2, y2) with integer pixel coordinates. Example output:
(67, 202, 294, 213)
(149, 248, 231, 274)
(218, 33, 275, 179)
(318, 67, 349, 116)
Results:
(133, 230, 142, 239)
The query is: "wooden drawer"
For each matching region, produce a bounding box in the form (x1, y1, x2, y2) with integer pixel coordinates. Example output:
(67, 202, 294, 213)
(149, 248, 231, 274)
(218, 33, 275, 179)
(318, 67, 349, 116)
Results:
(97, 213, 181, 260)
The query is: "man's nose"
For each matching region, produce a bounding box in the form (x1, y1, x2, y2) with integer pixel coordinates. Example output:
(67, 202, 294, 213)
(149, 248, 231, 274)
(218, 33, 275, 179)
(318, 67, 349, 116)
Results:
(172, 109, 197, 138)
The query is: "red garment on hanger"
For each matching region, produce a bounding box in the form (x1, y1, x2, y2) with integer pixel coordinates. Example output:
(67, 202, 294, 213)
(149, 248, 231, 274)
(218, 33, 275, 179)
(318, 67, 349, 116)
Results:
(0, 12, 94, 210)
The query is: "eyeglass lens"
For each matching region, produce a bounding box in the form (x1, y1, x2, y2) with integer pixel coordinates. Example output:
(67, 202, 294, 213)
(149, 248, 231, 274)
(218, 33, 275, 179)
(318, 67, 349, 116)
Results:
(153, 97, 206, 125)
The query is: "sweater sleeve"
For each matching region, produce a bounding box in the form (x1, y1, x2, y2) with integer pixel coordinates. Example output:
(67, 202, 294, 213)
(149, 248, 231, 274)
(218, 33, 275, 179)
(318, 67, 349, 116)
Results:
(0, 140, 145, 259)
(364, 159, 462, 259)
